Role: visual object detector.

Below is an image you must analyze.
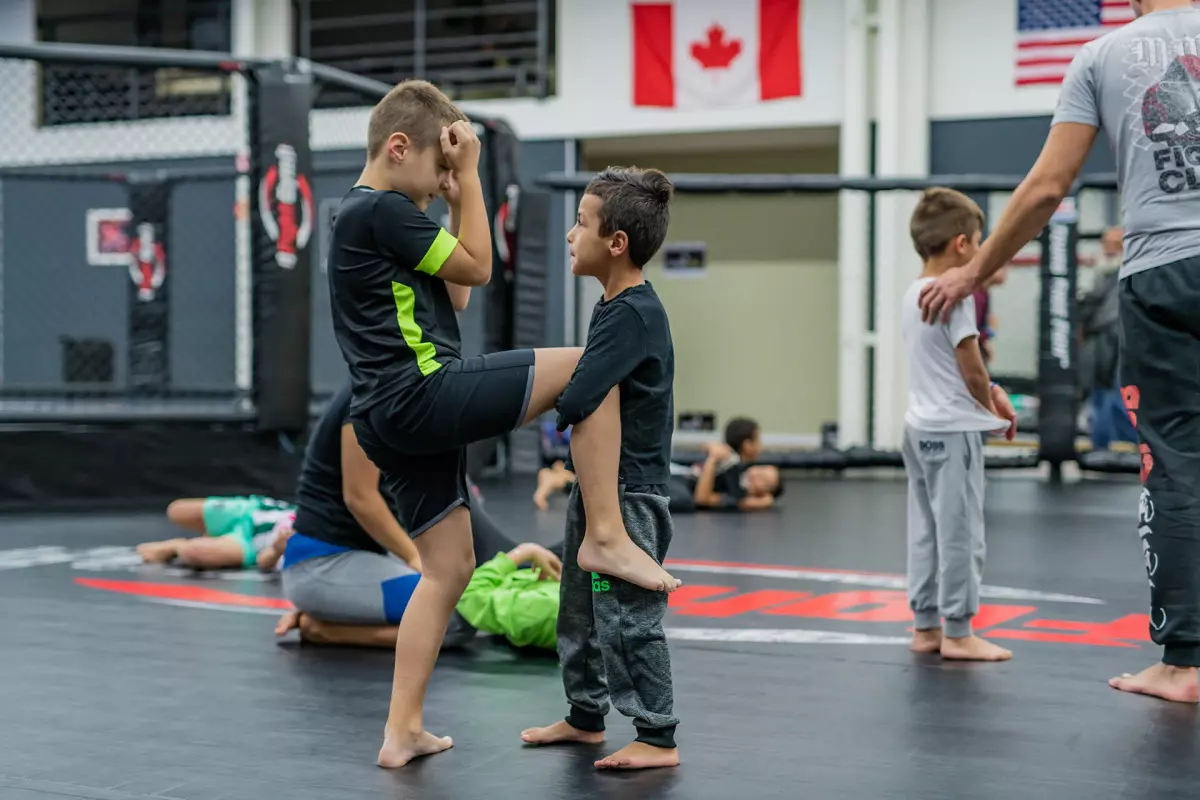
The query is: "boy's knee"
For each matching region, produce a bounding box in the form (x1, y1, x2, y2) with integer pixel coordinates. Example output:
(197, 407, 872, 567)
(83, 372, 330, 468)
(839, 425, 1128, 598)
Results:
(426, 550, 475, 593)
(166, 500, 195, 527)
(175, 540, 211, 567)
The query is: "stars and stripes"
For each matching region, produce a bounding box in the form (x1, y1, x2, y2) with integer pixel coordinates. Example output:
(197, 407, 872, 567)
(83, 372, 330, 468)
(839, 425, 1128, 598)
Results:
(1015, 0, 1138, 86)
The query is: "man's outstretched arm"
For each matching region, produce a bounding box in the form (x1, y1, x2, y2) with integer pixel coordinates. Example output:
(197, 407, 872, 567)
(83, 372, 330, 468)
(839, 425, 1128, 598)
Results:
(919, 121, 1098, 323)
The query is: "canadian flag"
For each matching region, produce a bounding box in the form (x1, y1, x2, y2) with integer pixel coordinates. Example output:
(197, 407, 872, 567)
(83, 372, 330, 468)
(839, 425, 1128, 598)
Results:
(631, 0, 802, 109)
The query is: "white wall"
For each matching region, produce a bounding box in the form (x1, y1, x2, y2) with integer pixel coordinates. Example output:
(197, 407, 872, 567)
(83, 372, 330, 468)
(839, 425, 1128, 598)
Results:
(0, 0, 1097, 166)
(930, 0, 1064, 121)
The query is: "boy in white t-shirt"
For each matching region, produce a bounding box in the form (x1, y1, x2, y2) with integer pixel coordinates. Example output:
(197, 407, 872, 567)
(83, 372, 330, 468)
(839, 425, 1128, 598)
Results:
(900, 188, 1020, 662)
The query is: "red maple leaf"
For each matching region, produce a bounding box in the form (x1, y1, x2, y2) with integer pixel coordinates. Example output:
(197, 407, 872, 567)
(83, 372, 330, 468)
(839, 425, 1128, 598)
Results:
(691, 24, 742, 70)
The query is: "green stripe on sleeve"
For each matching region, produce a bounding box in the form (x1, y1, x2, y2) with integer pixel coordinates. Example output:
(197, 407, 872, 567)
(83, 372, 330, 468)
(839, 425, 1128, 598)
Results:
(392, 281, 443, 376)
(414, 229, 458, 275)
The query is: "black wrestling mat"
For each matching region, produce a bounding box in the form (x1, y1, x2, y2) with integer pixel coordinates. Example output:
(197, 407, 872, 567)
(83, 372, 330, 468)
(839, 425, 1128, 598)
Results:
(2, 476, 1197, 799)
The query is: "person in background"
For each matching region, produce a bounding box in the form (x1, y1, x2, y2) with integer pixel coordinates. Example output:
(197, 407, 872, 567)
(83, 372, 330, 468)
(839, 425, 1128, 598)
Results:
(136, 494, 295, 572)
(1079, 226, 1137, 450)
(533, 416, 783, 513)
(972, 265, 1008, 365)
(272, 381, 565, 651)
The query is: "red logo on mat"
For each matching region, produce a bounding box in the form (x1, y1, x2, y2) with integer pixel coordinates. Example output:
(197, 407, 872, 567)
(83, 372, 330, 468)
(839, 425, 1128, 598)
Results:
(76, 559, 1155, 651)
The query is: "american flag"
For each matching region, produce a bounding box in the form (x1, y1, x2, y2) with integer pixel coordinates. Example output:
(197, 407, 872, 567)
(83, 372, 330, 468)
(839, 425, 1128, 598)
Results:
(1015, 0, 1138, 86)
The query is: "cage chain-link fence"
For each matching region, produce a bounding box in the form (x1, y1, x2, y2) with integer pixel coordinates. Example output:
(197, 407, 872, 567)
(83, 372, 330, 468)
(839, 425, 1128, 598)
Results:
(0, 54, 254, 421)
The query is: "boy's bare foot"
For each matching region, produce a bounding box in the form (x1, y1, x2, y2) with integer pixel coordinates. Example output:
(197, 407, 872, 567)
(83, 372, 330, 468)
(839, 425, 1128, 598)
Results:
(1109, 663, 1200, 704)
(940, 635, 1013, 662)
(595, 741, 680, 770)
(377, 730, 454, 769)
(274, 610, 301, 637)
(533, 470, 556, 511)
(578, 535, 680, 593)
(910, 628, 942, 654)
(136, 542, 177, 564)
(521, 720, 605, 746)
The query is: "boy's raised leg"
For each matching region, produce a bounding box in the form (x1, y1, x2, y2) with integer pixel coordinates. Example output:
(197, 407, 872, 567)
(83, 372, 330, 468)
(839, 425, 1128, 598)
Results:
(520, 350, 678, 594)
(378, 506, 475, 769)
(572, 388, 679, 592)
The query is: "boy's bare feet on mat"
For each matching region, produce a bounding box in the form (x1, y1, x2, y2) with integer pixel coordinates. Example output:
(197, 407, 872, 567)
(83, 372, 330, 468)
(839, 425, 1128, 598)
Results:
(940, 635, 1012, 661)
(520, 720, 605, 745)
(595, 741, 680, 770)
(377, 730, 454, 768)
(274, 610, 301, 637)
(1110, 663, 1199, 704)
(273, 611, 327, 643)
(909, 628, 942, 654)
(136, 541, 177, 564)
(578, 535, 680, 593)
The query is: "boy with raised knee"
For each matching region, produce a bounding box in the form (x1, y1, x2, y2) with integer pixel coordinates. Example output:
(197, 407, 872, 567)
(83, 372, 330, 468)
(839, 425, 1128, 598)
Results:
(522, 167, 681, 770)
(901, 188, 1018, 662)
(326, 81, 675, 768)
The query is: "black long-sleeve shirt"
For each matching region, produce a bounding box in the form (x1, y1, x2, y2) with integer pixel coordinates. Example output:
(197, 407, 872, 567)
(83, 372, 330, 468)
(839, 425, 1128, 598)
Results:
(557, 282, 674, 485)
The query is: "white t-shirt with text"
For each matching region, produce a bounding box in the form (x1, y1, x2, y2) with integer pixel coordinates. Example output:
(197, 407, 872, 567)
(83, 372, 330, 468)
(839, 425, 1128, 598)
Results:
(901, 278, 1009, 434)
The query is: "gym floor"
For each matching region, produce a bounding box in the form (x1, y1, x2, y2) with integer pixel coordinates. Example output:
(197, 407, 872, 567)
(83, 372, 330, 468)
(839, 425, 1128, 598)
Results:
(2, 472, 1196, 800)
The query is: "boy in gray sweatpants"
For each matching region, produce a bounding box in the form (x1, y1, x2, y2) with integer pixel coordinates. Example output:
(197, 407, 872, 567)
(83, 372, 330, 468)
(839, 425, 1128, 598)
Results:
(520, 167, 681, 769)
(899, 188, 1019, 663)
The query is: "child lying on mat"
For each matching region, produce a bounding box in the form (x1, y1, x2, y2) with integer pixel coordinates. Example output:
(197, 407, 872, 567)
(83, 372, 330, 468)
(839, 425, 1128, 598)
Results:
(275, 533, 563, 652)
(137, 495, 295, 573)
(271, 380, 564, 652)
(534, 417, 783, 513)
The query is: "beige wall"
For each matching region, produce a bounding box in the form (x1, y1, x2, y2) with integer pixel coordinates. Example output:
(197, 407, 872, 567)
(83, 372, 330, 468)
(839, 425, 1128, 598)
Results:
(582, 143, 840, 437)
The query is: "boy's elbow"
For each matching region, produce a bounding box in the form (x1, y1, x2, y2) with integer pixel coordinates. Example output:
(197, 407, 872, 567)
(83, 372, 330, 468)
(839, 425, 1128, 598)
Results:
(467, 253, 492, 286)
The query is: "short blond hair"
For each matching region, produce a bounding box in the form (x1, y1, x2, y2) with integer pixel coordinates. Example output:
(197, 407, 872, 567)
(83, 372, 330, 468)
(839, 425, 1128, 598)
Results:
(909, 187, 985, 260)
(367, 80, 467, 158)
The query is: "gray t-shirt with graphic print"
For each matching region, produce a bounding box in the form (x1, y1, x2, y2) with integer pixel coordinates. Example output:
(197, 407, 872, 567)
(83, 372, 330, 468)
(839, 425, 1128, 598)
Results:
(1053, 6, 1200, 279)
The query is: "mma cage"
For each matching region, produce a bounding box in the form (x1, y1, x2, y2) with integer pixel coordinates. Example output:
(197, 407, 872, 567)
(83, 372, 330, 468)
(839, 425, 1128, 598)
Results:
(0, 40, 522, 433)
(534, 171, 1139, 482)
(0, 39, 1137, 509)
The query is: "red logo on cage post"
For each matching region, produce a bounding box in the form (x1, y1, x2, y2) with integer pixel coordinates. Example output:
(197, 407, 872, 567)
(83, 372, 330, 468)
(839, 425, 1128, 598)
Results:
(128, 221, 166, 301)
(259, 143, 314, 269)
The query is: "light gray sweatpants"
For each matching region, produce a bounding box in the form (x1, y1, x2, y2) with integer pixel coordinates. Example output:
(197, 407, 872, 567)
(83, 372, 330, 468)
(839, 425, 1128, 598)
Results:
(900, 426, 986, 639)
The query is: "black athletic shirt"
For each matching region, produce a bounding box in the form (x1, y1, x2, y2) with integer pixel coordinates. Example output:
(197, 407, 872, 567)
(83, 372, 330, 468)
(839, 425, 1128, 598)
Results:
(557, 282, 674, 485)
(291, 382, 385, 553)
(327, 186, 463, 414)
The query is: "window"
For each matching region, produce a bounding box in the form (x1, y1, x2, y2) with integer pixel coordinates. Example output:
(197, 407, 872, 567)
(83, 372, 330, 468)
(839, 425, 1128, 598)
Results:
(36, 0, 233, 126)
(298, 0, 555, 109)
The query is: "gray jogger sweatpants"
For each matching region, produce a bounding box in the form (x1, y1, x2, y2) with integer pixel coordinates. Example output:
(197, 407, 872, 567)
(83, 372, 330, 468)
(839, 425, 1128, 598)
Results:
(900, 426, 986, 639)
(558, 483, 679, 749)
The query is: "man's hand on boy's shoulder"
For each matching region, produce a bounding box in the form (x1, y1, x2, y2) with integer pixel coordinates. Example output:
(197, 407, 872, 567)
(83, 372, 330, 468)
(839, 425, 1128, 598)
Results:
(919, 264, 977, 324)
(440, 120, 480, 174)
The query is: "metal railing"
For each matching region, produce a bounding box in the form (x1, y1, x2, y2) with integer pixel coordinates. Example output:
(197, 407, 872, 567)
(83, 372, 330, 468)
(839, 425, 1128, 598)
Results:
(298, 0, 554, 105)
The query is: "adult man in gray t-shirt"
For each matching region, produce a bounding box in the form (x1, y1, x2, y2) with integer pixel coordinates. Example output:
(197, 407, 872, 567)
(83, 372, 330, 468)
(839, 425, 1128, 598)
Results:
(920, 0, 1200, 705)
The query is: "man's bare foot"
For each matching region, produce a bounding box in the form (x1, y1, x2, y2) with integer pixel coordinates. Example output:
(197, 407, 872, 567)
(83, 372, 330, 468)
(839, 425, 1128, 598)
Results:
(595, 741, 680, 770)
(136, 541, 177, 564)
(1109, 663, 1200, 704)
(578, 534, 680, 593)
(940, 635, 1013, 662)
(521, 720, 605, 746)
(377, 730, 454, 769)
(275, 610, 301, 637)
(910, 628, 942, 654)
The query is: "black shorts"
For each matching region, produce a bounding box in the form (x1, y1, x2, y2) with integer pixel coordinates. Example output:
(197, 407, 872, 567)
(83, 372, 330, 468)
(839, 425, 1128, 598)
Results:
(352, 349, 536, 537)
